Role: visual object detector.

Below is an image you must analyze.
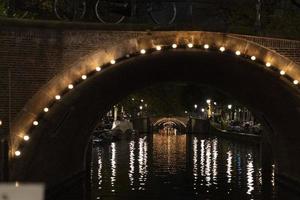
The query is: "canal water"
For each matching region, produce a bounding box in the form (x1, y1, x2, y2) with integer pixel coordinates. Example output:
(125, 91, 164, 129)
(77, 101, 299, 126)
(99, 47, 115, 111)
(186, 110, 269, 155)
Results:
(90, 133, 277, 200)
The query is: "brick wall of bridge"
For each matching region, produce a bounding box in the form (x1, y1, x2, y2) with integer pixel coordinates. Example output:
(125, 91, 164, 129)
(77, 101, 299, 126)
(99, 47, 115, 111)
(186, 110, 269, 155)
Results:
(0, 19, 300, 135)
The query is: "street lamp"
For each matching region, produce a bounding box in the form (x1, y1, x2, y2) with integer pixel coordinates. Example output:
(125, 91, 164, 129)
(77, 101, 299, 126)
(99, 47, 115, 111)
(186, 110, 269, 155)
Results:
(194, 104, 198, 109)
(228, 104, 232, 109)
(139, 106, 143, 110)
(206, 99, 211, 104)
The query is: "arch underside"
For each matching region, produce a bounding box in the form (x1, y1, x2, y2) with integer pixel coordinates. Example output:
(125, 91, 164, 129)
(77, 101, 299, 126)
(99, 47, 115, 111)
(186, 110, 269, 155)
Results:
(153, 118, 187, 128)
(9, 33, 300, 190)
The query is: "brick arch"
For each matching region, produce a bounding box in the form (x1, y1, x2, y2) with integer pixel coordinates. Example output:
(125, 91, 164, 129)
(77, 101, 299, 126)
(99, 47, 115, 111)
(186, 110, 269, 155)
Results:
(9, 32, 300, 188)
(153, 117, 188, 128)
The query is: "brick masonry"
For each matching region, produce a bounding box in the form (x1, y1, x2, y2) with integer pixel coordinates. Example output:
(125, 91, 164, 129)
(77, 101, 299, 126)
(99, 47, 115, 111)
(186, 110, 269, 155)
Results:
(0, 19, 300, 138)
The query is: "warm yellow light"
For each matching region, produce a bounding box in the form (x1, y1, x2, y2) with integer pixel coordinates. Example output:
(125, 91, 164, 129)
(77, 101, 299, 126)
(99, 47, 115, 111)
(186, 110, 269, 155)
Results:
(235, 51, 241, 56)
(23, 135, 30, 141)
(204, 44, 209, 49)
(228, 104, 232, 109)
(110, 59, 116, 64)
(188, 43, 193, 48)
(219, 47, 225, 52)
(140, 49, 146, 54)
(81, 75, 87, 80)
(33, 121, 39, 126)
(280, 70, 285, 75)
(0, 120, 2, 126)
(15, 151, 21, 157)
(266, 62, 271, 67)
(294, 80, 299, 85)
(96, 67, 101, 72)
(55, 95, 61, 100)
(44, 107, 49, 112)
(251, 56, 256, 61)
(68, 84, 74, 89)
(15, 182, 19, 187)
(156, 46, 162, 51)
(172, 44, 177, 49)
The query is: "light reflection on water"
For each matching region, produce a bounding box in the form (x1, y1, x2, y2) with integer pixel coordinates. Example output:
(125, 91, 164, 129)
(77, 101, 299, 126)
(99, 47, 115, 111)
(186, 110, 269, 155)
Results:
(246, 153, 255, 195)
(192, 137, 198, 191)
(138, 137, 148, 190)
(110, 143, 116, 192)
(91, 133, 277, 200)
(129, 140, 135, 189)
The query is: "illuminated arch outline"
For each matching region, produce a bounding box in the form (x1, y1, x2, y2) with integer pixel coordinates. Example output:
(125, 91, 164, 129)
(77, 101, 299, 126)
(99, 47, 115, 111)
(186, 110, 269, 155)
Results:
(11, 38, 300, 158)
(153, 117, 187, 128)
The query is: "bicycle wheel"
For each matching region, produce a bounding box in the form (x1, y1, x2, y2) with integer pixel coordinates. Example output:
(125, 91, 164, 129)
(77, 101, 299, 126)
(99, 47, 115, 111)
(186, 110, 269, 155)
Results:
(148, 2, 176, 25)
(95, 0, 126, 24)
(3, 0, 28, 18)
(54, 0, 86, 21)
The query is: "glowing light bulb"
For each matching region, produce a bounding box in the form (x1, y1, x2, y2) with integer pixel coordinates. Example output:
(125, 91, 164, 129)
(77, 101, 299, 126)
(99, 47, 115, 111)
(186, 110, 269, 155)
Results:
(15, 151, 21, 156)
(194, 104, 198, 109)
(156, 46, 162, 51)
(55, 95, 61, 100)
(44, 107, 49, 112)
(33, 121, 39, 126)
(23, 135, 30, 141)
(206, 99, 211, 104)
(172, 44, 177, 49)
(110, 59, 116, 64)
(204, 44, 209, 49)
(219, 47, 225, 52)
(235, 51, 241, 56)
(228, 104, 232, 109)
(68, 84, 74, 89)
(294, 80, 299, 85)
(96, 67, 101, 72)
(251, 56, 256, 61)
(280, 70, 285, 75)
(266, 62, 271, 67)
(81, 75, 87, 80)
(140, 49, 146, 54)
(188, 43, 193, 48)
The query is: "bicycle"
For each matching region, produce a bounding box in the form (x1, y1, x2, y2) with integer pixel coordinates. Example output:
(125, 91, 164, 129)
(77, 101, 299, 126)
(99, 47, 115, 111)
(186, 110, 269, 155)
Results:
(2, 0, 53, 19)
(94, 0, 177, 25)
(1, 0, 29, 18)
(54, 0, 87, 20)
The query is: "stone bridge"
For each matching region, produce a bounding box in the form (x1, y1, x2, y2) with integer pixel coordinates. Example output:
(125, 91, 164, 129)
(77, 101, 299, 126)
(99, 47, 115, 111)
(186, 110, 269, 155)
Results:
(1, 19, 300, 191)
